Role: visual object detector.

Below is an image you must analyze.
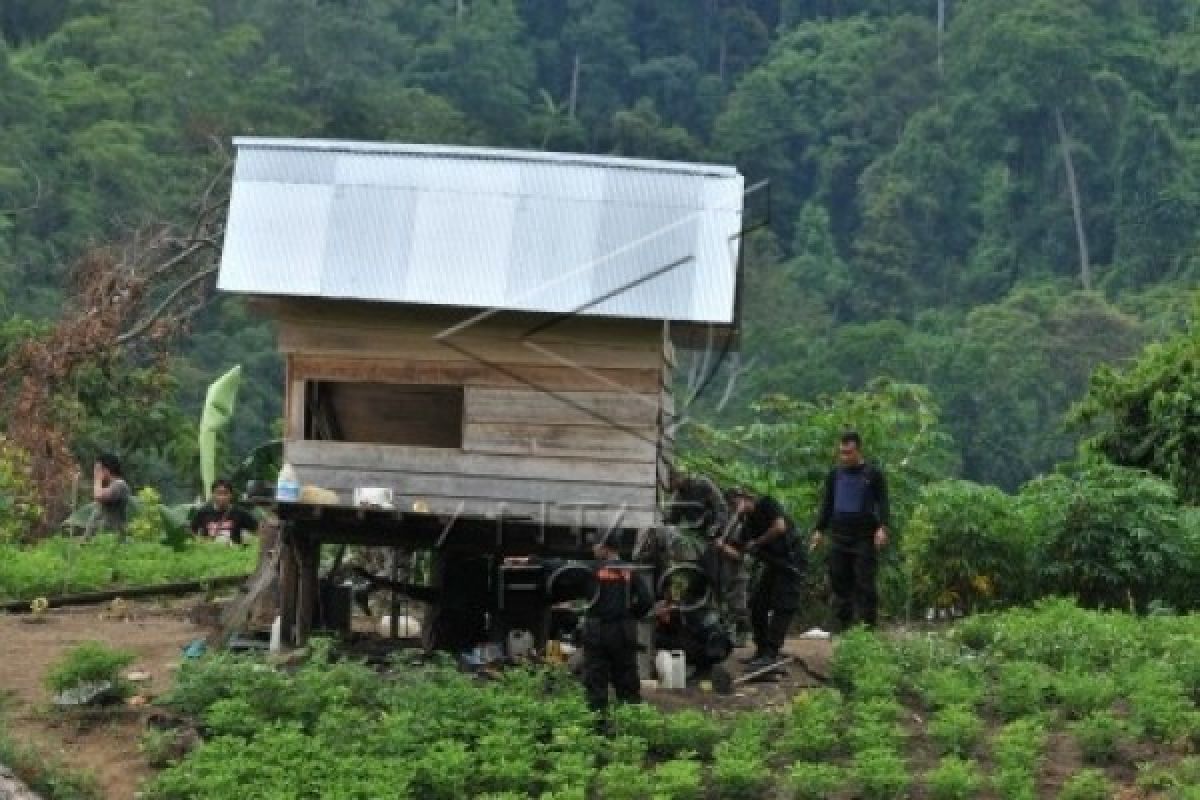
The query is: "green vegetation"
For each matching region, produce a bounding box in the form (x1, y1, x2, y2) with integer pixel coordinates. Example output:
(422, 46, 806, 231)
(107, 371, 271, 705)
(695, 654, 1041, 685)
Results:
(44, 641, 135, 697)
(136, 603, 1200, 797)
(0, 534, 256, 602)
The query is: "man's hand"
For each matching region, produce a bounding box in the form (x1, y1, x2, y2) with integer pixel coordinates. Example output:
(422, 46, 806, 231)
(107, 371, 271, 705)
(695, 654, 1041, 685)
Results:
(93, 462, 104, 481)
(718, 541, 742, 561)
(809, 531, 823, 552)
(874, 527, 889, 550)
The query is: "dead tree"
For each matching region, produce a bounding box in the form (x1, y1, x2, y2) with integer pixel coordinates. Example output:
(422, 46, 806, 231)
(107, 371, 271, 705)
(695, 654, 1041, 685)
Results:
(0, 159, 231, 533)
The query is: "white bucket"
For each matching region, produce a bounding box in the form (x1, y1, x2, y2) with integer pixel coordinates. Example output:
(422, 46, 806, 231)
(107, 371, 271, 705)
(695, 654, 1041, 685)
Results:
(655, 650, 687, 690)
(507, 629, 535, 659)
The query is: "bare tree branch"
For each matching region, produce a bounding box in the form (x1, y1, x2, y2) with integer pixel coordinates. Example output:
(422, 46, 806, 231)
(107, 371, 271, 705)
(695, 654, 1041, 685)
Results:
(117, 264, 218, 345)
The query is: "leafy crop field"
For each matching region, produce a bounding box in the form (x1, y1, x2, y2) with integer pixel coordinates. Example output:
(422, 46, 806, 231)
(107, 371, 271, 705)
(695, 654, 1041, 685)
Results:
(0, 534, 257, 603)
(140, 600, 1200, 799)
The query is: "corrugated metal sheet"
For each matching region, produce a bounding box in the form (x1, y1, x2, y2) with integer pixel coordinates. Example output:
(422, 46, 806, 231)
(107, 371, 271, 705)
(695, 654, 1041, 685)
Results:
(217, 138, 744, 324)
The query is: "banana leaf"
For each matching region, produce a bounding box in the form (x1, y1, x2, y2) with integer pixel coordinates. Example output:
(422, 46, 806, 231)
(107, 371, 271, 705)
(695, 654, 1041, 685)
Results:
(199, 365, 242, 499)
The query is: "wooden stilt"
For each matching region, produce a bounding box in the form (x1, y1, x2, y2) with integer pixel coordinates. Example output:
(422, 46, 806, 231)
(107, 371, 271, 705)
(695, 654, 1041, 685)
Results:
(278, 528, 298, 647)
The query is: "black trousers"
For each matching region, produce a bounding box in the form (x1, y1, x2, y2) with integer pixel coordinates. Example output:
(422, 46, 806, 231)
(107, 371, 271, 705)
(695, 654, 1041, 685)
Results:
(749, 568, 799, 656)
(581, 620, 641, 713)
(829, 527, 879, 630)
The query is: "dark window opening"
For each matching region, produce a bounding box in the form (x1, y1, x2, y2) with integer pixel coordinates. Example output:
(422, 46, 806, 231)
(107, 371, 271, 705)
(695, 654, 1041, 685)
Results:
(306, 382, 464, 448)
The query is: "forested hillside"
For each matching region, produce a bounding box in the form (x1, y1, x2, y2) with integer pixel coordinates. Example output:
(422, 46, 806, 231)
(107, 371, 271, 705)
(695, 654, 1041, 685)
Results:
(1, 0, 1196, 499)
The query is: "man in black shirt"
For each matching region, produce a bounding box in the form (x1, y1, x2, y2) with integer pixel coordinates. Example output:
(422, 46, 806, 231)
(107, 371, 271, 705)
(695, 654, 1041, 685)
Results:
(811, 431, 890, 630)
(510, 531, 652, 717)
(726, 487, 804, 667)
(190, 478, 258, 545)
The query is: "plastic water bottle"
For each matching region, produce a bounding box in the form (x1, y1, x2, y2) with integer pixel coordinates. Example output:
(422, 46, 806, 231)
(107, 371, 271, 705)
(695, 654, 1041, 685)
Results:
(275, 463, 300, 502)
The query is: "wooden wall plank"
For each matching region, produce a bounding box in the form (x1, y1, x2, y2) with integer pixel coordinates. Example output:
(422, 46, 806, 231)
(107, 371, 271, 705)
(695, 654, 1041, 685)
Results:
(463, 422, 658, 462)
(464, 388, 659, 428)
(291, 466, 656, 507)
(286, 441, 656, 486)
(277, 324, 661, 368)
(263, 298, 664, 345)
(291, 356, 662, 393)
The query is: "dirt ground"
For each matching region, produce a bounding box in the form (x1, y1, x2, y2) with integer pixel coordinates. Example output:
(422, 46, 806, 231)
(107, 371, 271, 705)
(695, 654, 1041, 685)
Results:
(0, 598, 208, 799)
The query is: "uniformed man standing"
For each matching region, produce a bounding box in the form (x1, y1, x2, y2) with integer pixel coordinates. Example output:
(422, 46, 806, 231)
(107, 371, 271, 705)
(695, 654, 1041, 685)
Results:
(725, 487, 805, 668)
(811, 431, 890, 630)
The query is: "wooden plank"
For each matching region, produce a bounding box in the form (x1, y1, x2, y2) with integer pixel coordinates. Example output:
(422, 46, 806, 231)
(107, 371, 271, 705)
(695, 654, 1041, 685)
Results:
(286, 377, 305, 441)
(279, 533, 298, 646)
(463, 422, 658, 462)
(264, 298, 664, 345)
(292, 466, 657, 507)
(291, 355, 662, 393)
(285, 440, 656, 485)
(277, 323, 662, 368)
(465, 388, 660, 428)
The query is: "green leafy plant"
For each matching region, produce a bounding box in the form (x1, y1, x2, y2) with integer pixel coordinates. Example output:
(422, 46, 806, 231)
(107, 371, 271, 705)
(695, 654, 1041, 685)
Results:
(995, 661, 1053, 719)
(656, 709, 724, 759)
(651, 758, 704, 800)
(916, 666, 985, 710)
(991, 766, 1038, 800)
(1054, 670, 1118, 718)
(780, 690, 843, 760)
(44, 641, 136, 696)
(787, 762, 845, 800)
(926, 755, 983, 800)
(1057, 768, 1112, 800)
(853, 747, 911, 800)
(713, 737, 770, 800)
(597, 763, 655, 800)
(928, 704, 983, 755)
(993, 717, 1048, 772)
(1127, 666, 1199, 743)
(1071, 710, 1126, 764)
(831, 628, 903, 699)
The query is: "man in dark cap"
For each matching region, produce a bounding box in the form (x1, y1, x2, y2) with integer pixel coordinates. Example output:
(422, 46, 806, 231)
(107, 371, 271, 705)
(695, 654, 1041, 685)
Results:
(725, 486, 805, 668)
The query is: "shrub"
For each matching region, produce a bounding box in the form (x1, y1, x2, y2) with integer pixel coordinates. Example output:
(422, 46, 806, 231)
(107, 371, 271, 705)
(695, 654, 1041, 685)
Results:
(1022, 464, 1191, 611)
(995, 661, 1053, 719)
(993, 717, 1048, 772)
(1057, 768, 1112, 800)
(992, 766, 1037, 800)
(1127, 666, 1199, 743)
(780, 690, 843, 760)
(44, 641, 136, 697)
(905, 479, 1031, 611)
(853, 748, 911, 800)
(926, 755, 983, 800)
(1071, 711, 1125, 764)
(713, 738, 770, 799)
(916, 666, 985, 710)
(787, 762, 844, 800)
(928, 704, 984, 755)
(651, 759, 704, 800)
(597, 763, 655, 800)
(0, 436, 41, 543)
(656, 710, 724, 758)
(1054, 670, 1117, 718)
(831, 628, 902, 698)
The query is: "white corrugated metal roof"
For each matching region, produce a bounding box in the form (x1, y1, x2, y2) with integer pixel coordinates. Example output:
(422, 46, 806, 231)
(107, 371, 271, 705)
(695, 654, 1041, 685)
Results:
(217, 138, 744, 324)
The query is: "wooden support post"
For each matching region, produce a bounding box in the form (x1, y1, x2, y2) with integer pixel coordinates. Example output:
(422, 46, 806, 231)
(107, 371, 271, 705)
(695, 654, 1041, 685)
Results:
(390, 547, 400, 640)
(278, 527, 298, 647)
(295, 535, 318, 646)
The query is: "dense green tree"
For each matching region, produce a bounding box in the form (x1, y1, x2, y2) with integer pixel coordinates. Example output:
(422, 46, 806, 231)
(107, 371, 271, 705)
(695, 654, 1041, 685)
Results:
(1072, 298, 1199, 504)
